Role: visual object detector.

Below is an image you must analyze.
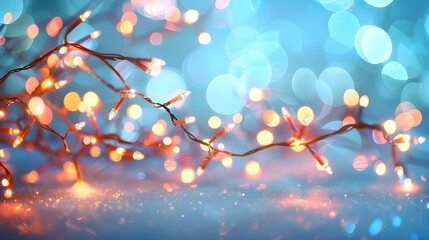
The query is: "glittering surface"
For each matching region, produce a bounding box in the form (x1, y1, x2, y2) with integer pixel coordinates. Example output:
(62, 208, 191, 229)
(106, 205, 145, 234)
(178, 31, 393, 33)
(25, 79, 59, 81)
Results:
(1, 0, 429, 239)
(1, 179, 429, 239)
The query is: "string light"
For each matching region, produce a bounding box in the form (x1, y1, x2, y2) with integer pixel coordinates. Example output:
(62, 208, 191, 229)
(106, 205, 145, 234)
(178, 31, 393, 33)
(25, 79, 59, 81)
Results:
(281, 107, 297, 132)
(309, 149, 333, 175)
(0, 128, 20, 135)
(13, 118, 36, 148)
(109, 97, 126, 120)
(80, 10, 92, 22)
(54, 79, 69, 89)
(66, 122, 86, 135)
(173, 116, 196, 126)
(0, 10, 424, 198)
(210, 123, 235, 143)
(164, 91, 191, 106)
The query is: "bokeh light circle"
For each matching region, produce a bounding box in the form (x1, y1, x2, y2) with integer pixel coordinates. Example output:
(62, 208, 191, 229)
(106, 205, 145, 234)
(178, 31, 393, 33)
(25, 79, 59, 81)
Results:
(146, 68, 187, 106)
(318, 0, 354, 12)
(318, 67, 354, 106)
(425, 12, 429, 38)
(252, 30, 288, 82)
(368, 218, 384, 236)
(132, 0, 178, 20)
(401, 82, 424, 109)
(381, 61, 408, 89)
(264, 20, 303, 54)
(0, 24, 6, 37)
(206, 74, 246, 115)
(0, 0, 24, 24)
(229, 49, 272, 92)
(355, 25, 392, 64)
(224, 27, 259, 57)
(183, 47, 228, 88)
(292, 68, 318, 101)
(65, 22, 97, 50)
(4, 14, 34, 37)
(328, 11, 360, 48)
(364, 0, 394, 8)
(179, 0, 214, 15)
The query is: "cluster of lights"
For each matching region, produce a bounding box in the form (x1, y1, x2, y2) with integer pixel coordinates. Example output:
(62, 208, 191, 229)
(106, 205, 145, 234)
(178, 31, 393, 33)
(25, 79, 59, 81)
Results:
(0, 9, 425, 199)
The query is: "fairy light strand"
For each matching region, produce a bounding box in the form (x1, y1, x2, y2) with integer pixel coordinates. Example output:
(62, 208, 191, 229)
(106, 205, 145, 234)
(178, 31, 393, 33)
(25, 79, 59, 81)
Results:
(0, 10, 425, 198)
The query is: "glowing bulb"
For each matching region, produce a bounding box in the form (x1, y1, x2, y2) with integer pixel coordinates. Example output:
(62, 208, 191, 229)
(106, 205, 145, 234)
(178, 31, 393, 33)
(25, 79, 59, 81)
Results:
(225, 123, 235, 132)
(108, 97, 125, 120)
(80, 10, 92, 22)
(165, 91, 191, 106)
(312, 152, 333, 175)
(0, 110, 5, 119)
(325, 166, 333, 175)
(75, 122, 86, 131)
(393, 134, 410, 144)
(393, 134, 411, 152)
(73, 57, 83, 67)
(41, 78, 53, 89)
(115, 147, 125, 155)
(108, 109, 118, 120)
(196, 167, 204, 176)
(13, 118, 35, 148)
(147, 58, 166, 76)
(9, 128, 20, 135)
(173, 116, 196, 126)
(293, 138, 301, 146)
(59, 46, 68, 54)
(281, 107, 291, 118)
(54, 79, 69, 89)
(86, 108, 95, 117)
(13, 136, 23, 148)
(281, 107, 297, 132)
(122, 89, 136, 99)
(290, 137, 306, 152)
(91, 30, 101, 39)
(395, 166, 404, 177)
(303, 115, 310, 126)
